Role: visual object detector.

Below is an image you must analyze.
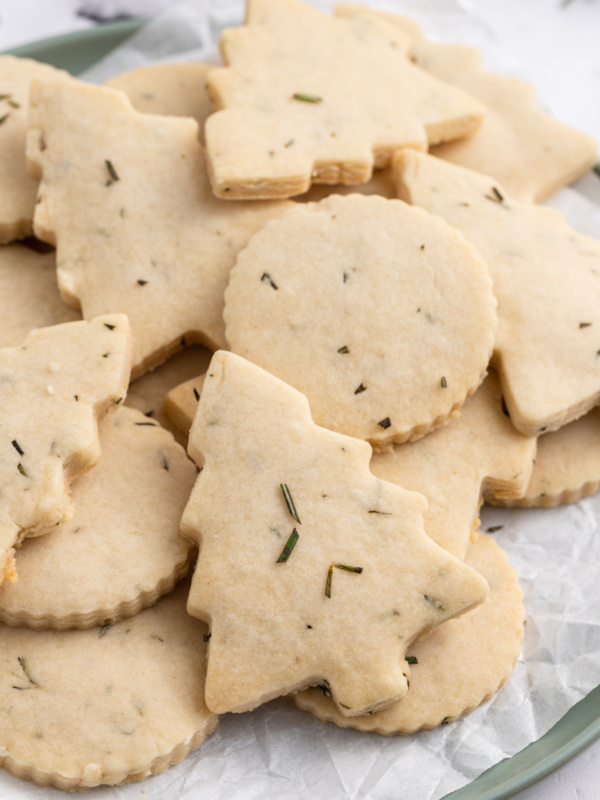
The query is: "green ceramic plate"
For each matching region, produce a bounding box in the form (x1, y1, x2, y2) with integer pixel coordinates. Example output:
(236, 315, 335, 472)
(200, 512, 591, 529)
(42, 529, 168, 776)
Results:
(3, 21, 600, 800)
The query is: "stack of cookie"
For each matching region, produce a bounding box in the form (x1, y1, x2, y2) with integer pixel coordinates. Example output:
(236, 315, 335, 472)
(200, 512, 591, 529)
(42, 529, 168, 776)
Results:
(0, 0, 598, 790)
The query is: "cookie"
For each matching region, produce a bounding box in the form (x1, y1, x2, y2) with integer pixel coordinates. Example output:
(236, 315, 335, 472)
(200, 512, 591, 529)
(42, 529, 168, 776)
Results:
(394, 150, 600, 437)
(370, 372, 536, 559)
(293, 532, 523, 734)
(204, 0, 484, 199)
(0, 581, 218, 789)
(105, 61, 214, 143)
(126, 345, 212, 446)
(181, 351, 489, 717)
(0, 315, 131, 585)
(0, 243, 80, 347)
(0, 56, 70, 244)
(164, 372, 206, 442)
(488, 407, 600, 508)
(26, 78, 290, 377)
(224, 194, 496, 448)
(336, 5, 597, 202)
(0, 407, 196, 630)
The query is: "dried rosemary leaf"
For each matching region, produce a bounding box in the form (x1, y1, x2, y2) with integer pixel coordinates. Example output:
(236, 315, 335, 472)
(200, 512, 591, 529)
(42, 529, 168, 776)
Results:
(405, 656, 418, 665)
(280, 483, 301, 524)
(276, 527, 299, 562)
(104, 159, 119, 183)
(292, 92, 322, 103)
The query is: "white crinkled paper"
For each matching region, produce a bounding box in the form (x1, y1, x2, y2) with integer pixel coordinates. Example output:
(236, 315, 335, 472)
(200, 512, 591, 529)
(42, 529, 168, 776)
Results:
(4, 1, 600, 798)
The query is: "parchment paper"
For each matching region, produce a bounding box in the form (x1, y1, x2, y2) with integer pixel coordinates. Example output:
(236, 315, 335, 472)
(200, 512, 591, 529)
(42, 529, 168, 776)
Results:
(4, 1, 600, 798)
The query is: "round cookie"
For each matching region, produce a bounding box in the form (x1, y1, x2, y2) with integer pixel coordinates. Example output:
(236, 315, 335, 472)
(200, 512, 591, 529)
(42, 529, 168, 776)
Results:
(0, 243, 80, 348)
(488, 407, 600, 508)
(224, 194, 496, 448)
(0, 581, 218, 789)
(0, 406, 197, 629)
(292, 533, 524, 734)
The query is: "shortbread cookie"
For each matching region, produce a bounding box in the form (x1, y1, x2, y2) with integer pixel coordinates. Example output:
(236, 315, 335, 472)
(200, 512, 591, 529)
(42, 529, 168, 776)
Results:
(0, 407, 196, 629)
(0, 315, 131, 584)
(0, 581, 218, 789)
(181, 351, 488, 717)
(337, 6, 597, 202)
(224, 194, 496, 448)
(371, 372, 536, 559)
(105, 62, 214, 143)
(299, 167, 397, 203)
(395, 151, 600, 436)
(204, 0, 484, 199)
(27, 78, 290, 377)
(293, 532, 523, 734)
(0, 243, 80, 346)
(0, 56, 70, 244)
(164, 372, 206, 440)
(126, 345, 212, 446)
(489, 407, 600, 508)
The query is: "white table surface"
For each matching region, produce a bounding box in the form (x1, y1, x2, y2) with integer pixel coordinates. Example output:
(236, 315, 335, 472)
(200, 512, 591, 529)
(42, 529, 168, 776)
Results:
(1, 1, 599, 798)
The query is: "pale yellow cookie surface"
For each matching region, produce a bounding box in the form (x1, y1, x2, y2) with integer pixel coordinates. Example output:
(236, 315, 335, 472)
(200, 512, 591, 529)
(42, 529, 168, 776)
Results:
(0, 581, 218, 789)
(0, 315, 131, 584)
(0, 56, 70, 244)
(489, 407, 600, 508)
(126, 345, 212, 446)
(164, 372, 206, 441)
(337, 6, 597, 202)
(371, 372, 536, 559)
(204, 0, 484, 199)
(0, 407, 196, 630)
(293, 532, 524, 734)
(105, 62, 214, 143)
(395, 151, 600, 437)
(181, 351, 488, 717)
(27, 78, 290, 377)
(0, 243, 80, 347)
(224, 194, 496, 448)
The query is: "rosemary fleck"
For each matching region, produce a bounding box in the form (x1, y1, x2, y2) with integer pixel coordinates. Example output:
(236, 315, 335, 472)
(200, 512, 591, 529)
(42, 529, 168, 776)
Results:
(325, 563, 363, 598)
(98, 624, 111, 638)
(354, 382, 367, 394)
(276, 527, 299, 562)
(485, 186, 504, 203)
(377, 417, 392, 429)
(104, 323, 116, 330)
(0, 113, 10, 125)
(292, 92, 322, 103)
(487, 525, 504, 533)
(405, 656, 418, 665)
(580, 322, 592, 328)
(104, 159, 119, 184)
(137, 279, 148, 286)
(17, 463, 27, 477)
(280, 483, 301, 523)
(368, 509, 391, 515)
(441, 376, 447, 388)
(12, 656, 38, 690)
(423, 594, 445, 611)
(337, 345, 349, 354)
(261, 272, 278, 290)
(11, 440, 24, 456)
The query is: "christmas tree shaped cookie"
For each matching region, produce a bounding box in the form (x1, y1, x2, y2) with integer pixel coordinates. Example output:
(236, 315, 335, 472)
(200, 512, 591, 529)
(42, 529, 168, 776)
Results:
(27, 78, 290, 377)
(371, 372, 536, 559)
(395, 151, 600, 436)
(0, 315, 131, 584)
(181, 351, 488, 717)
(204, 0, 484, 199)
(0, 56, 71, 243)
(337, 5, 597, 202)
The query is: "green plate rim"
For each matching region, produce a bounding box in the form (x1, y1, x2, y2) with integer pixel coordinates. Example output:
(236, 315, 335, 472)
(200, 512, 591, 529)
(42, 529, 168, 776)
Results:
(3, 21, 600, 800)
